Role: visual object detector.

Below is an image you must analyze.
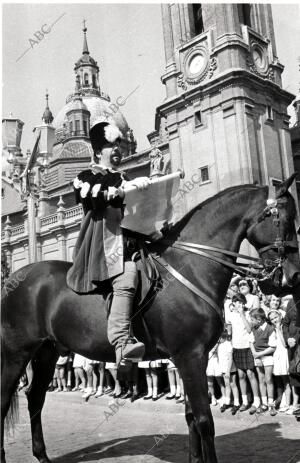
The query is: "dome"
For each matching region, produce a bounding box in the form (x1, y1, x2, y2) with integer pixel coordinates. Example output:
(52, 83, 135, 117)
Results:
(53, 95, 130, 138)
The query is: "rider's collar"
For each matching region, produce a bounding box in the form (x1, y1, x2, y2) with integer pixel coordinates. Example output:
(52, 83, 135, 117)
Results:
(90, 163, 118, 175)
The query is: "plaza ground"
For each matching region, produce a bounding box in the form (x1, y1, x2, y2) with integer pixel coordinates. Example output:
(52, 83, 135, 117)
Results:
(4, 391, 300, 463)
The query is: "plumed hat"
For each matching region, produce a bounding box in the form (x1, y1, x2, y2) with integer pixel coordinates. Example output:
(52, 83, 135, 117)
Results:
(89, 119, 122, 153)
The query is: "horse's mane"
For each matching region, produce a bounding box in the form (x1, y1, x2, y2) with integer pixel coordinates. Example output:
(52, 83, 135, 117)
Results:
(166, 183, 268, 237)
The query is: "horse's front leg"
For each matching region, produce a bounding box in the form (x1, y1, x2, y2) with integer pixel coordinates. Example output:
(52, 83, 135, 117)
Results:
(175, 351, 218, 463)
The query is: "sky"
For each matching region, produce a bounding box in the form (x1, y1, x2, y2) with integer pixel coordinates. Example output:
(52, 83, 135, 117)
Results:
(2, 2, 300, 155)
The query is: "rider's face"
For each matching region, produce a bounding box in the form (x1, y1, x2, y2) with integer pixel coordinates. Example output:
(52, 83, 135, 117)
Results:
(96, 144, 122, 168)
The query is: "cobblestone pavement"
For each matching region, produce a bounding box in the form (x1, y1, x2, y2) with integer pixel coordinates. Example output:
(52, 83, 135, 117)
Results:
(4, 391, 300, 463)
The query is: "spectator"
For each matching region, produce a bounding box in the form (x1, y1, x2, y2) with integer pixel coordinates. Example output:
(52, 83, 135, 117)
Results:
(237, 279, 260, 310)
(227, 293, 261, 414)
(139, 360, 161, 401)
(82, 359, 104, 400)
(206, 346, 223, 407)
(72, 354, 87, 391)
(268, 309, 291, 412)
(282, 300, 300, 415)
(54, 355, 68, 392)
(249, 308, 277, 415)
(105, 362, 122, 398)
(165, 359, 182, 401)
(217, 327, 240, 415)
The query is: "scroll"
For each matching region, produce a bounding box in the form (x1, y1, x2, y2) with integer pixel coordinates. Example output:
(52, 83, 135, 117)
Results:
(121, 170, 184, 235)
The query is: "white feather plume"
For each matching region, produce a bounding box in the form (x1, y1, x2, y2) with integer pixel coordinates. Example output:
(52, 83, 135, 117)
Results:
(104, 124, 122, 143)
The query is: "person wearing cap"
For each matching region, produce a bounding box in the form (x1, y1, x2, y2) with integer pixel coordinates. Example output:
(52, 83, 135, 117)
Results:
(67, 120, 150, 368)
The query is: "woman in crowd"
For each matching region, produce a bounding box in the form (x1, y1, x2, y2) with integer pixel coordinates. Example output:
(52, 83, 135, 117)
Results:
(268, 309, 292, 412)
(282, 300, 300, 415)
(249, 308, 277, 415)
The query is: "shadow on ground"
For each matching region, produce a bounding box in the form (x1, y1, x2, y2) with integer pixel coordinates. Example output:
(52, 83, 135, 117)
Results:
(53, 423, 300, 463)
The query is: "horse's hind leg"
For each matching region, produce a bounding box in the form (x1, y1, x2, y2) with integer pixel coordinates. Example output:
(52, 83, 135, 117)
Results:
(26, 340, 58, 463)
(175, 351, 218, 463)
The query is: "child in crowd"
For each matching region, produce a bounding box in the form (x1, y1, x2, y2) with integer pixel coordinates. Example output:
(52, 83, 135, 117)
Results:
(72, 354, 87, 391)
(227, 293, 261, 414)
(206, 345, 223, 407)
(217, 327, 240, 415)
(139, 360, 161, 401)
(54, 355, 68, 392)
(82, 359, 105, 400)
(237, 279, 260, 311)
(249, 308, 277, 415)
(105, 362, 122, 398)
(268, 309, 291, 412)
(165, 359, 182, 401)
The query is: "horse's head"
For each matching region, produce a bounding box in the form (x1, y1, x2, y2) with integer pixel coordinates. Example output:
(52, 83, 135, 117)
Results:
(246, 174, 300, 295)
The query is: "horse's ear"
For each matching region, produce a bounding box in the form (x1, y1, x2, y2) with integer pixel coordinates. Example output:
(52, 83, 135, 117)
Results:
(275, 173, 298, 198)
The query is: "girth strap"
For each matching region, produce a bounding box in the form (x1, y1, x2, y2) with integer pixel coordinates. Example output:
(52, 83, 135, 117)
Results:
(152, 254, 222, 320)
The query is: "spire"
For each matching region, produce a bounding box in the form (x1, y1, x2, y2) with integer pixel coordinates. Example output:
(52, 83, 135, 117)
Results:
(42, 90, 54, 124)
(82, 19, 89, 55)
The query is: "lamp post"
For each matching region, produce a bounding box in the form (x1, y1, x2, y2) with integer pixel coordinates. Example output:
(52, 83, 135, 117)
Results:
(2, 112, 55, 264)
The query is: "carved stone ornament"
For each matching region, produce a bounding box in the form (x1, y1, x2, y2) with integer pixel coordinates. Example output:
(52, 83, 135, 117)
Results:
(177, 73, 188, 91)
(208, 58, 218, 79)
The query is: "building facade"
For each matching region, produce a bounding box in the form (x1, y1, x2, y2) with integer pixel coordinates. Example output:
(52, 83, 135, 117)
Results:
(2, 4, 298, 273)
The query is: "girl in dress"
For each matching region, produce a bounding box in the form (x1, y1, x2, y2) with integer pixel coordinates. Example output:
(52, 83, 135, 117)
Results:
(268, 309, 291, 412)
(237, 279, 260, 310)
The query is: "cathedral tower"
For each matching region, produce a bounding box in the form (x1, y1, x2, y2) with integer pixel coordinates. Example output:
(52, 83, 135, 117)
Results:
(156, 4, 296, 213)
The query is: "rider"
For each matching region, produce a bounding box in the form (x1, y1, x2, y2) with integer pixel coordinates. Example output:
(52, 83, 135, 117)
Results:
(67, 119, 150, 368)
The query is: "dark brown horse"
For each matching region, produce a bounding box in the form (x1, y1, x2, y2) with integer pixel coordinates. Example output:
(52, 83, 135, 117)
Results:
(2, 177, 300, 463)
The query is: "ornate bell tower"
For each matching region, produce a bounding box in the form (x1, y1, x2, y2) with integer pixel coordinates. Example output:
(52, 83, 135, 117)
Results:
(156, 4, 296, 213)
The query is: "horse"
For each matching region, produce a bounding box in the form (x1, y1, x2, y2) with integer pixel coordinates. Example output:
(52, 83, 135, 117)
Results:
(2, 175, 300, 463)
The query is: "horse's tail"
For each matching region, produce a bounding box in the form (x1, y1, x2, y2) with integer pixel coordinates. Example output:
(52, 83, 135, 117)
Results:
(4, 390, 19, 436)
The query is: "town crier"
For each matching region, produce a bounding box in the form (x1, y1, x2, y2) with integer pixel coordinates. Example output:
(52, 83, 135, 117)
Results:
(67, 119, 150, 368)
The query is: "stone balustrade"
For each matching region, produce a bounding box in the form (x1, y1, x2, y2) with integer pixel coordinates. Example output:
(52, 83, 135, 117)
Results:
(2, 204, 83, 243)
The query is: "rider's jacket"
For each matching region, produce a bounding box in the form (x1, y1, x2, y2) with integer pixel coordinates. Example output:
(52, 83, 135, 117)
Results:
(66, 167, 129, 294)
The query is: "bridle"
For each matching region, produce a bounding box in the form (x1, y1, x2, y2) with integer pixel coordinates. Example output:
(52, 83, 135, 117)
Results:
(247, 197, 298, 280)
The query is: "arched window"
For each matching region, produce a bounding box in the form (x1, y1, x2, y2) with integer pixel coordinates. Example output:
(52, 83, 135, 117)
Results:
(92, 74, 96, 88)
(192, 4, 204, 36)
(70, 121, 73, 134)
(84, 73, 89, 86)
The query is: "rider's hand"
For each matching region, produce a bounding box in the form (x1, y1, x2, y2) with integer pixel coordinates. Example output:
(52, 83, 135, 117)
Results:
(80, 182, 91, 198)
(130, 177, 151, 191)
(73, 177, 83, 189)
(287, 337, 296, 348)
(107, 186, 120, 201)
(92, 184, 101, 198)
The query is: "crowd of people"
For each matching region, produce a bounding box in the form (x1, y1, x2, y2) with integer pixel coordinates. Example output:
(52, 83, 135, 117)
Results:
(18, 276, 300, 417)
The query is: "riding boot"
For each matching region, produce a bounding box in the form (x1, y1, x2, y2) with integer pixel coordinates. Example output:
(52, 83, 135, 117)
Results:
(107, 262, 145, 365)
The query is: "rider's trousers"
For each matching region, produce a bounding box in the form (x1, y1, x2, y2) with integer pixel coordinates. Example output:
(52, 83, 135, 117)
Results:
(107, 261, 138, 348)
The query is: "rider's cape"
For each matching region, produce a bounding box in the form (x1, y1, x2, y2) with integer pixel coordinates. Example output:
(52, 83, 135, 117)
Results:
(66, 168, 126, 294)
